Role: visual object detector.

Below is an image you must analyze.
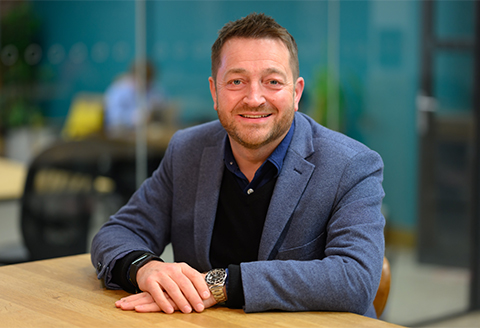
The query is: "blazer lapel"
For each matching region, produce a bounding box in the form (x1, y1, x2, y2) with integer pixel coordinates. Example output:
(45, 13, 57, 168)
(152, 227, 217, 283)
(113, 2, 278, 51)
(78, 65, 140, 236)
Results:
(258, 113, 316, 260)
(258, 152, 315, 260)
(193, 142, 225, 270)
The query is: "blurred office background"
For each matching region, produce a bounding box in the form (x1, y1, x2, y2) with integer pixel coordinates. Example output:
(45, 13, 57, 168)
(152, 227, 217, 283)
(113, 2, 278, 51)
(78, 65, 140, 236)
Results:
(0, 0, 479, 326)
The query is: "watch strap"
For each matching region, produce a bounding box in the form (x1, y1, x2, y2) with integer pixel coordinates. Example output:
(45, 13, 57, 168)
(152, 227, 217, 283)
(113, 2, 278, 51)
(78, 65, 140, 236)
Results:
(210, 284, 227, 303)
(128, 252, 163, 293)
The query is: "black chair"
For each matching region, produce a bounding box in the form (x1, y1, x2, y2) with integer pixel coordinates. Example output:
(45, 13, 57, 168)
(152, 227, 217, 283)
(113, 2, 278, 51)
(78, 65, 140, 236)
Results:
(17, 138, 164, 262)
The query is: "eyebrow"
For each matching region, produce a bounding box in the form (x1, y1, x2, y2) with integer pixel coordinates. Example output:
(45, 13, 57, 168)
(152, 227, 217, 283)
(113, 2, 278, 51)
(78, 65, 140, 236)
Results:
(263, 68, 287, 79)
(224, 68, 245, 76)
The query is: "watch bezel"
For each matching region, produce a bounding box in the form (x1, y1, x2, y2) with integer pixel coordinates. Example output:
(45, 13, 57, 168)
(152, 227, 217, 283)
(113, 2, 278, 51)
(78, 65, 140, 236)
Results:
(206, 268, 227, 285)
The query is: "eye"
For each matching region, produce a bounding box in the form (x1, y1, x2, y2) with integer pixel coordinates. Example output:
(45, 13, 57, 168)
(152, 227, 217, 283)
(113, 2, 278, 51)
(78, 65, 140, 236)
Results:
(225, 78, 244, 90)
(267, 79, 283, 88)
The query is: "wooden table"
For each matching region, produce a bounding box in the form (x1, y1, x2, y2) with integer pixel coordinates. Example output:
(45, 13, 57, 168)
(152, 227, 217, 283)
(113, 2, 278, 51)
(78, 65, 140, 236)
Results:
(0, 158, 26, 201)
(0, 254, 404, 327)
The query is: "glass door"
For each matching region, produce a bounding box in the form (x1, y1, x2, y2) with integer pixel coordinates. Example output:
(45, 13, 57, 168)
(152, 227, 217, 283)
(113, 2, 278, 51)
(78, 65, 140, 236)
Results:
(417, 0, 475, 269)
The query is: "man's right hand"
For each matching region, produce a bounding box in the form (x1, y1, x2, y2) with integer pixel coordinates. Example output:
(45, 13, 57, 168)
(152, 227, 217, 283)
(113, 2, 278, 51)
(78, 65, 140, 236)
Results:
(127, 261, 212, 314)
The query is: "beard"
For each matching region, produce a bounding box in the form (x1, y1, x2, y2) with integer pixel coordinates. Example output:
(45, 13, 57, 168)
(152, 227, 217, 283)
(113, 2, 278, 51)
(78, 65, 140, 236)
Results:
(217, 102, 295, 150)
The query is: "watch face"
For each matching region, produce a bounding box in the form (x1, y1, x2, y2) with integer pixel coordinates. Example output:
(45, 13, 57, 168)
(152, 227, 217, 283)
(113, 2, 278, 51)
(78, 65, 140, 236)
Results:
(206, 268, 226, 285)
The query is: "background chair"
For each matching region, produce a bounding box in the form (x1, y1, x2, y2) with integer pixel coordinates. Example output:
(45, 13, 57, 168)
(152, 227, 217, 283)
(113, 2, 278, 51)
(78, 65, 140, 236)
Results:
(373, 257, 391, 318)
(61, 92, 105, 140)
(19, 138, 164, 261)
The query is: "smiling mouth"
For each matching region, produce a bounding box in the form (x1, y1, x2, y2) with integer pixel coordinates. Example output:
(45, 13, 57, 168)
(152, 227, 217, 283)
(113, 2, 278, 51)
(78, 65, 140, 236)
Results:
(240, 114, 272, 118)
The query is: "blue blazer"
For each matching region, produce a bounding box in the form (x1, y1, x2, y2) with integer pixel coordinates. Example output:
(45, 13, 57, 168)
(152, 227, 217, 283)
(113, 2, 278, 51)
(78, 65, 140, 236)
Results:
(91, 112, 385, 317)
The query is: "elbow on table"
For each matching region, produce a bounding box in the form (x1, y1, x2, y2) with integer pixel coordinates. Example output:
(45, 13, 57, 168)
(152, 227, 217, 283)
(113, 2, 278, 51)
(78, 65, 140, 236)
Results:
(334, 279, 377, 315)
(338, 296, 372, 316)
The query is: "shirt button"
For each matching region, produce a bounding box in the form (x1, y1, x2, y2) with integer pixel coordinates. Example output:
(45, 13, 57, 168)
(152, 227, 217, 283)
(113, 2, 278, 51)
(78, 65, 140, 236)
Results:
(230, 162, 233, 165)
(247, 188, 254, 195)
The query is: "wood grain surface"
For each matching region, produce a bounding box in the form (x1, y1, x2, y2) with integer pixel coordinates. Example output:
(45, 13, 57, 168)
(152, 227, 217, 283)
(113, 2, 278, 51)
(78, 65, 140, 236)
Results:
(0, 254, 404, 327)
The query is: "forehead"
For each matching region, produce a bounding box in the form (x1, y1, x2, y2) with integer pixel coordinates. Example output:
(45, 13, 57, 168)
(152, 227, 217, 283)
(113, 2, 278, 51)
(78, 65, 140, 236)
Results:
(218, 37, 292, 75)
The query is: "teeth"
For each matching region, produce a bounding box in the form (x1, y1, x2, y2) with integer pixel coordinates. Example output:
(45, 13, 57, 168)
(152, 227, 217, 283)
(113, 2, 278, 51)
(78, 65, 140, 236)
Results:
(241, 114, 270, 118)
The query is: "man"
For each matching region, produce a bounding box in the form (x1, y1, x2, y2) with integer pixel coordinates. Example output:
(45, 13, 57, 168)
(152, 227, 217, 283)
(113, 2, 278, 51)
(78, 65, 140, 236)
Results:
(91, 13, 385, 318)
(104, 60, 167, 137)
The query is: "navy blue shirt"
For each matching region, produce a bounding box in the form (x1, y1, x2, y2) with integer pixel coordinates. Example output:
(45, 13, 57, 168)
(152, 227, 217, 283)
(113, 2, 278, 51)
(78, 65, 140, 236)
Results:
(223, 120, 295, 194)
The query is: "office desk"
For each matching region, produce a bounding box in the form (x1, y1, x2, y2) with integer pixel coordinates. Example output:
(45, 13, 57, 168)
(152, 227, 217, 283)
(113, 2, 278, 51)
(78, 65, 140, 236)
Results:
(0, 158, 26, 200)
(0, 254, 404, 328)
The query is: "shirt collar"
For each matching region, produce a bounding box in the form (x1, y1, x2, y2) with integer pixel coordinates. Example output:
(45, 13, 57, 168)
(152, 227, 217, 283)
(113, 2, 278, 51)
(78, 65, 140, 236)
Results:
(266, 120, 294, 176)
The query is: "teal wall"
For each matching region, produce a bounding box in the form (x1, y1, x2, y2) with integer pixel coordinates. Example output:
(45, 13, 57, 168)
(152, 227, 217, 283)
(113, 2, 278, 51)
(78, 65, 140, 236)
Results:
(30, 0, 423, 230)
(359, 1, 421, 230)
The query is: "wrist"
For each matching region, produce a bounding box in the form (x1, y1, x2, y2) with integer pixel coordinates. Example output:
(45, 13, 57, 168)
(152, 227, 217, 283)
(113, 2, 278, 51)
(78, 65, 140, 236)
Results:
(127, 253, 163, 293)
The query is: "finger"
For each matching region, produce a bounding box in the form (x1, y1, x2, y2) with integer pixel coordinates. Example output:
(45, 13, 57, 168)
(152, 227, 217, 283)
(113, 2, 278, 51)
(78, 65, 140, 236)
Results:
(115, 292, 149, 307)
(137, 262, 177, 313)
(202, 293, 218, 309)
(134, 302, 161, 313)
(159, 275, 196, 313)
(143, 278, 176, 314)
(136, 262, 205, 313)
(116, 293, 154, 311)
(135, 296, 178, 313)
(187, 271, 211, 300)
(164, 265, 208, 313)
(172, 264, 209, 310)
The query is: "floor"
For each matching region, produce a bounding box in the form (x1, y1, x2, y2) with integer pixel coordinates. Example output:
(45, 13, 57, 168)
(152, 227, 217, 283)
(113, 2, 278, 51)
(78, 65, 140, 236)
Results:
(0, 199, 479, 328)
(384, 245, 474, 327)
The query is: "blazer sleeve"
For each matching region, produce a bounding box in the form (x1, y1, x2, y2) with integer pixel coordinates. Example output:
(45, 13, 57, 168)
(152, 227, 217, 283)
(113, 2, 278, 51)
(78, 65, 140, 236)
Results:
(240, 149, 385, 315)
(90, 135, 177, 289)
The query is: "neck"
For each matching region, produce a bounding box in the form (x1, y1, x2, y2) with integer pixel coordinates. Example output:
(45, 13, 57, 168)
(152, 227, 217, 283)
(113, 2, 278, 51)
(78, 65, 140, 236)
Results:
(229, 139, 280, 182)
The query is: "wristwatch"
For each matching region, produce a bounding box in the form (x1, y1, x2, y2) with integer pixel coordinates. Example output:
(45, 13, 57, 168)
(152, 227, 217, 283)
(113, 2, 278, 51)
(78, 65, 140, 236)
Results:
(128, 253, 163, 292)
(205, 268, 228, 303)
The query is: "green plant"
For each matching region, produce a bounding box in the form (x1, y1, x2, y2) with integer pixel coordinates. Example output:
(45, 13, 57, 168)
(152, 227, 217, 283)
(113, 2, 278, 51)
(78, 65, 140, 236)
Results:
(310, 67, 345, 132)
(0, 1, 43, 130)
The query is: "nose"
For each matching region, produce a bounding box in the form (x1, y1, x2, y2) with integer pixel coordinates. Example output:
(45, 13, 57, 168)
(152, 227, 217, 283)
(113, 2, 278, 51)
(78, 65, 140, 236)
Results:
(243, 82, 266, 108)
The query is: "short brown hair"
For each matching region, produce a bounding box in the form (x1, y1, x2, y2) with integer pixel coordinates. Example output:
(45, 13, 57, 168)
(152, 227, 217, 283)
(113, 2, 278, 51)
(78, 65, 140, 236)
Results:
(211, 13, 299, 81)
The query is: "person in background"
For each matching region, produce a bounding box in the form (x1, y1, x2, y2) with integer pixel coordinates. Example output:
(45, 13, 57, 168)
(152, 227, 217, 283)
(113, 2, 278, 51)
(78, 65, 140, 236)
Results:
(91, 12, 385, 318)
(104, 60, 167, 137)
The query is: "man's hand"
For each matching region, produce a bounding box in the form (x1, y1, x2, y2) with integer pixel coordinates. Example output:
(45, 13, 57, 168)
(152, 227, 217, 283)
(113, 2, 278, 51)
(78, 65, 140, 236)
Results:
(115, 261, 215, 313)
(116, 291, 179, 312)
(115, 289, 218, 313)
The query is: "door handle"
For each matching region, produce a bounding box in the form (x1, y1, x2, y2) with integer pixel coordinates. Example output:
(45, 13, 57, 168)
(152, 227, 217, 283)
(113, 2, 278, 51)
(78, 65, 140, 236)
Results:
(417, 92, 437, 135)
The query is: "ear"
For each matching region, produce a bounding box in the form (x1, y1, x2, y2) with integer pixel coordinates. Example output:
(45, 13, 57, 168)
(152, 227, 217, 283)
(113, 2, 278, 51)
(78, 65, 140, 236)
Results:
(208, 77, 218, 111)
(293, 77, 305, 112)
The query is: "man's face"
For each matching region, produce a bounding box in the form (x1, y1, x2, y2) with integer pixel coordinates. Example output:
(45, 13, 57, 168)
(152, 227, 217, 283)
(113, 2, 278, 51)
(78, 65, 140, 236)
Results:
(209, 37, 304, 151)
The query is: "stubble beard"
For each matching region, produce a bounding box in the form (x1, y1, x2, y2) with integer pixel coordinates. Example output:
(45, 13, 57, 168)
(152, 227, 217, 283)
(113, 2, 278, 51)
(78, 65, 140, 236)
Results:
(217, 103, 295, 150)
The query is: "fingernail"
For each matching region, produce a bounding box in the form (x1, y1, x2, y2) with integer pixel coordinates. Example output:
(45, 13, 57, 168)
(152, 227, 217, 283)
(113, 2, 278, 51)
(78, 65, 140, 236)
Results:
(203, 291, 210, 299)
(196, 303, 205, 312)
(183, 305, 192, 313)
